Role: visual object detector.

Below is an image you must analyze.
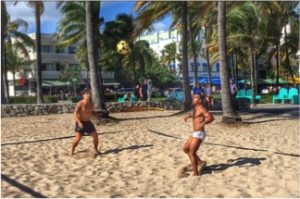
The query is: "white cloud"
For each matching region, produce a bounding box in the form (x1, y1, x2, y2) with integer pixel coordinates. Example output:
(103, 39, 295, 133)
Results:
(153, 22, 168, 32)
(5, 1, 62, 34)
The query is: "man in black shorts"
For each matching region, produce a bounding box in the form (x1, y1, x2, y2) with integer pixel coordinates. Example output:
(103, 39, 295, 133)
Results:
(71, 88, 100, 156)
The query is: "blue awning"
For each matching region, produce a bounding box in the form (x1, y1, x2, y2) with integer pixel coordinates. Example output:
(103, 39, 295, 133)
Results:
(198, 77, 221, 85)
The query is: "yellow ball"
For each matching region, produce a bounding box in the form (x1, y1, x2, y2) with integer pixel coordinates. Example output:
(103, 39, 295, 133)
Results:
(116, 40, 130, 55)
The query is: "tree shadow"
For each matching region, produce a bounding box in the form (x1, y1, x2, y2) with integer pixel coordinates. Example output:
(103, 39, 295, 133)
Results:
(1, 174, 47, 198)
(247, 107, 299, 120)
(201, 157, 266, 175)
(1, 131, 124, 146)
(148, 129, 182, 140)
(205, 142, 268, 152)
(241, 118, 288, 124)
(101, 144, 153, 155)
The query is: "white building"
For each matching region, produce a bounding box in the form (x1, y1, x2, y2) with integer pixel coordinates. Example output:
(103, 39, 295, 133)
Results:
(8, 33, 119, 96)
(137, 29, 221, 85)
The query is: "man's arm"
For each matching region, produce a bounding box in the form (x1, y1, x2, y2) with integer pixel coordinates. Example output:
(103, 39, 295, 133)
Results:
(184, 110, 193, 123)
(73, 102, 83, 128)
(201, 108, 214, 125)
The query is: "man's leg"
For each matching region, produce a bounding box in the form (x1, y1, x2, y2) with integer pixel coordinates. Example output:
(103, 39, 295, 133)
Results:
(183, 137, 202, 164)
(183, 137, 192, 154)
(188, 138, 202, 176)
(71, 132, 82, 156)
(91, 131, 100, 155)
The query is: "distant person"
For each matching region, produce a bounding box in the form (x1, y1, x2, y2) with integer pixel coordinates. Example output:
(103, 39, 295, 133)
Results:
(204, 84, 213, 109)
(147, 79, 153, 102)
(139, 79, 148, 101)
(135, 83, 141, 100)
(192, 82, 205, 97)
(183, 94, 214, 176)
(230, 79, 237, 97)
(212, 84, 217, 93)
(71, 88, 100, 156)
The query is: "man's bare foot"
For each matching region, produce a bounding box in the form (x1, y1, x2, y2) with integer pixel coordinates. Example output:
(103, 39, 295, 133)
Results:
(70, 151, 74, 156)
(198, 161, 207, 174)
(94, 151, 101, 156)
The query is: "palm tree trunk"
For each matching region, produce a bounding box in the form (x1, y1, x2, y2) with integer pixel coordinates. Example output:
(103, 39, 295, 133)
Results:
(181, 1, 192, 111)
(218, 1, 240, 123)
(1, 1, 8, 104)
(188, 11, 198, 83)
(275, 43, 279, 88)
(284, 25, 294, 82)
(85, 1, 107, 116)
(35, 3, 43, 104)
(205, 26, 212, 89)
(12, 69, 16, 97)
(235, 48, 238, 81)
(249, 49, 257, 106)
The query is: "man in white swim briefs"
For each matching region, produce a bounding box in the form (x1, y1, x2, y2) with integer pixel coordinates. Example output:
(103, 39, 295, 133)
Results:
(183, 94, 214, 176)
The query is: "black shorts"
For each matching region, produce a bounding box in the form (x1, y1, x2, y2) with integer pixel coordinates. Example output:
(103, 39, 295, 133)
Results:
(75, 121, 96, 136)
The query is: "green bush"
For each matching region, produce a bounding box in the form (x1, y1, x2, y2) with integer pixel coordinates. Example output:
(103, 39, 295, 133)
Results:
(44, 95, 59, 103)
(9, 96, 36, 104)
(9, 95, 59, 104)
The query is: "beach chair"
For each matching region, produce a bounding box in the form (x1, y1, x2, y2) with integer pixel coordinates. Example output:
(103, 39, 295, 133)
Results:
(117, 93, 137, 103)
(272, 88, 291, 104)
(288, 88, 299, 104)
(246, 89, 261, 103)
(236, 89, 246, 99)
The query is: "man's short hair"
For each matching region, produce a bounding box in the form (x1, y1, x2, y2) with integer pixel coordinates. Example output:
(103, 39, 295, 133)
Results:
(80, 88, 90, 96)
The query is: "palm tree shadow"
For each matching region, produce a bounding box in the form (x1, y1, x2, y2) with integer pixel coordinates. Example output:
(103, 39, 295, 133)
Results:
(101, 144, 153, 155)
(201, 157, 266, 175)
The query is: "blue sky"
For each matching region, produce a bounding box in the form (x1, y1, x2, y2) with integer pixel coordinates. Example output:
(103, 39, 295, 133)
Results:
(5, 1, 172, 34)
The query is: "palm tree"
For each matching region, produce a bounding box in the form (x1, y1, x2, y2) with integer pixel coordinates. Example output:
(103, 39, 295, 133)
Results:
(2, 1, 34, 102)
(161, 42, 179, 70)
(134, 1, 192, 110)
(227, 2, 267, 106)
(14, 1, 44, 103)
(1, 1, 9, 103)
(218, 1, 240, 123)
(122, 40, 155, 83)
(56, 2, 88, 78)
(85, 1, 107, 116)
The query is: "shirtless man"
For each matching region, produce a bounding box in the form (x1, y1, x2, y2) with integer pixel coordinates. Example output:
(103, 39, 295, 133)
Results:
(183, 94, 214, 176)
(71, 88, 100, 156)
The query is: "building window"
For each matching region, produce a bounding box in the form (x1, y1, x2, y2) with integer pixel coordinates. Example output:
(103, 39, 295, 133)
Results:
(68, 46, 76, 54)
(41, 45, 53, 53)
(55, 47, 65, 54)
(56, 63, 65, 71)
(216, 63, 220, 72)
(202, 63, 208, 72)
(42, 63, 56, 71)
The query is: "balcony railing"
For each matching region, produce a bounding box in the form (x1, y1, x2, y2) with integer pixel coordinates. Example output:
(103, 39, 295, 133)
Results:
(41, 53, 79, 64)
(42, 71, 114, 80)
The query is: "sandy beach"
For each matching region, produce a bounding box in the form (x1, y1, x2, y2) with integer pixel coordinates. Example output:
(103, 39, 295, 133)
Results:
(1, 110, 300, 197)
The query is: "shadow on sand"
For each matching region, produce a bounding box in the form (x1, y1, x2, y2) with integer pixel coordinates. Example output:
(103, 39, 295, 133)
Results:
(1, 131, 124, 146)
(1, 174, 47, 198)
(202, 157, 266, 175)
(101, 144, 153, 155)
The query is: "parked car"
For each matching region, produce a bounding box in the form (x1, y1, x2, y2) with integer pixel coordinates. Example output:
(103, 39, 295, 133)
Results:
(168, 88, 184, 101)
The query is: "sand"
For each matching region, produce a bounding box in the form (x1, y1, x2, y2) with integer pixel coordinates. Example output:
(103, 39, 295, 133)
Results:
(1, 110, 300, 197)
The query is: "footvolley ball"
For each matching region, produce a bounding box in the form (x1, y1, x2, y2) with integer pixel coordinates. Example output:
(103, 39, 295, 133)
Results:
(116, 40, 130, 55)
